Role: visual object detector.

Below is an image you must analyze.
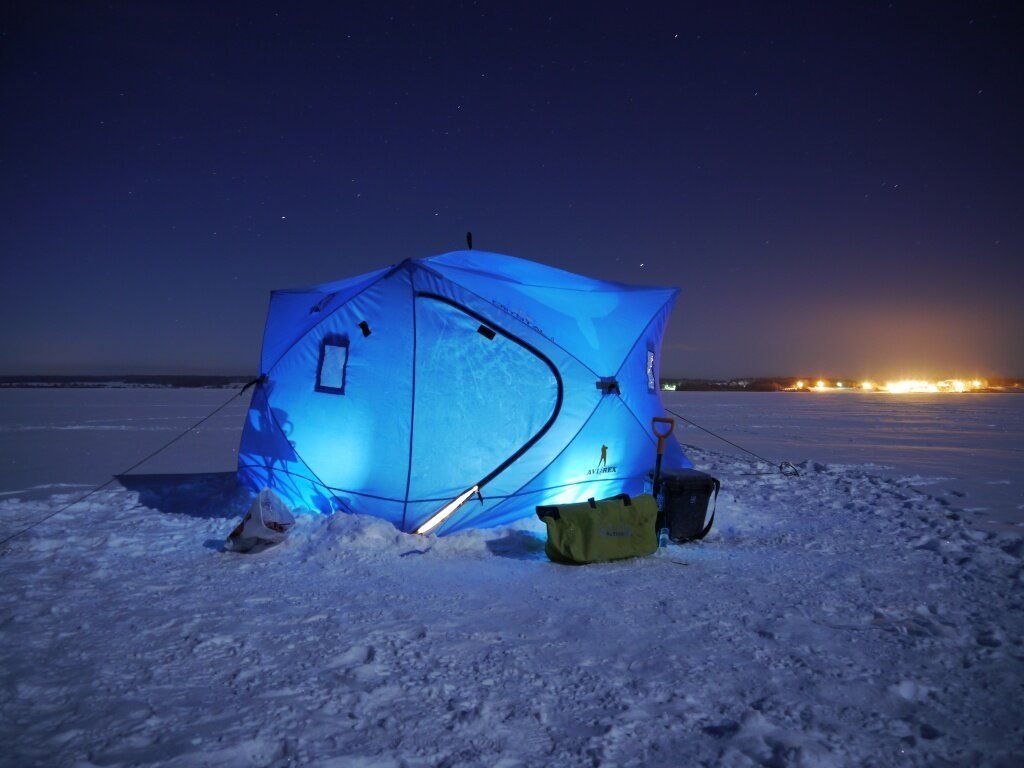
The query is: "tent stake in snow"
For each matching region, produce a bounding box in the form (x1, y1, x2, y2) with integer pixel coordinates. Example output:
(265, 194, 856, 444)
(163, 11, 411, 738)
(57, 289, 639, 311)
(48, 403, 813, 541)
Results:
(651, 417, 675, 497)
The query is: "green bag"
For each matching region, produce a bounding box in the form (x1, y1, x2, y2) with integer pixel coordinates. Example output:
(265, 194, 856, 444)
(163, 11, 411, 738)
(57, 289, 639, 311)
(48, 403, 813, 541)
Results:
(536, 493, 658, 564)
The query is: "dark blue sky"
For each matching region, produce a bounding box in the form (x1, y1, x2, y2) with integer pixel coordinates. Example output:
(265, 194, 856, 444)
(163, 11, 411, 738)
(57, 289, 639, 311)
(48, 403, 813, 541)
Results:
(3, 2, 1021, 378)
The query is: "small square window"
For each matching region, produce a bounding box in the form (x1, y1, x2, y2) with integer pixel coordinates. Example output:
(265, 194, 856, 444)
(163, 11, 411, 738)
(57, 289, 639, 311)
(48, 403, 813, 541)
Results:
(316, 336, 348, 394)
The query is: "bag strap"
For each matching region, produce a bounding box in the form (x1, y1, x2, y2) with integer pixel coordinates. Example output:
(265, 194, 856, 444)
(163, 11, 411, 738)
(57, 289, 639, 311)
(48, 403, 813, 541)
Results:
(690, 477, 720, 541)
(590, 494, 631, 508)
(537, 492, 634, 521)
(536, 505, 560, 521)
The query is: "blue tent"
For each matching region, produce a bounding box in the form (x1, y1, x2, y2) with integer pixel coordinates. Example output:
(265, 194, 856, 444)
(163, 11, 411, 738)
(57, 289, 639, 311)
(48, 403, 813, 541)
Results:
(238, 250, 691, 534)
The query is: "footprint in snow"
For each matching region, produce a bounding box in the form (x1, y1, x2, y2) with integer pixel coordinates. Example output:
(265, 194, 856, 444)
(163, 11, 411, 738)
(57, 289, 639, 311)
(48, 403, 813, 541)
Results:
(332, 644, 375, 668)
(975, 628, 1003, 648)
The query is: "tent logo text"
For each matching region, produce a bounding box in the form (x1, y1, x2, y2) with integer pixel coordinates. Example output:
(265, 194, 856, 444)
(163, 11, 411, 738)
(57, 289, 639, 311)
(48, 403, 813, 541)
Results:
(490, 300, 553, 341)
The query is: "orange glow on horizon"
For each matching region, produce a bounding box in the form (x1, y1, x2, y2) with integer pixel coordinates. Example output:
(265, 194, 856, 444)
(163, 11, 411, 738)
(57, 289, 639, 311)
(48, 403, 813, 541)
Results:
(791, 378, 987, 394)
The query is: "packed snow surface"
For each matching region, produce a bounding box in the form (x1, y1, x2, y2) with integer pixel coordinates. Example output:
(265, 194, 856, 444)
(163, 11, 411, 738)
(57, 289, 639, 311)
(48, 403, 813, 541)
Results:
(1, 389, 1022, 766)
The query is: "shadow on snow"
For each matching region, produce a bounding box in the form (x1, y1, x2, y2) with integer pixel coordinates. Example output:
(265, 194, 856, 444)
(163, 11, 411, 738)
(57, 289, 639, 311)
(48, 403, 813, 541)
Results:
(485, 529, 547, 560)
(116, 471, 254, 521)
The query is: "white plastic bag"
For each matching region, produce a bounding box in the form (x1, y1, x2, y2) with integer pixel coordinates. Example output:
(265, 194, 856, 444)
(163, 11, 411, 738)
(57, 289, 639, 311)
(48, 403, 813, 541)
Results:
(225, 488, 296, 553)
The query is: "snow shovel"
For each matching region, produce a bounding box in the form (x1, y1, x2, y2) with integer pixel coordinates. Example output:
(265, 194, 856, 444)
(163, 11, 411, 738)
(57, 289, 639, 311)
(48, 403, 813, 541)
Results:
(650, 416, 675, 498)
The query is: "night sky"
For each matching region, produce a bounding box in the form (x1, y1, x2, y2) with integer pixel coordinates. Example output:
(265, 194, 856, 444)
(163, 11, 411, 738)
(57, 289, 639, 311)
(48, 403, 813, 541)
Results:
(3, 2, 1021, 378)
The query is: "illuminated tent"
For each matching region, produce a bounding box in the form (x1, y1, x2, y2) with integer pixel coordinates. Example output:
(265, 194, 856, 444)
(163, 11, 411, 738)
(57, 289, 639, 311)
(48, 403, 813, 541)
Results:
(238, 250, 691, 534)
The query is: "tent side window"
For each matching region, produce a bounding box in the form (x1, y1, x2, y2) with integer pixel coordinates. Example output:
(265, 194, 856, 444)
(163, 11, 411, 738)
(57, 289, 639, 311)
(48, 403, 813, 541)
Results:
(316, 336, 349, 394)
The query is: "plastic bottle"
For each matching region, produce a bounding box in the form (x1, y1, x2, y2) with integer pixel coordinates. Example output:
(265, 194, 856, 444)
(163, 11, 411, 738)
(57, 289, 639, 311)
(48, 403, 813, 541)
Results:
(658, 527, 669, 548)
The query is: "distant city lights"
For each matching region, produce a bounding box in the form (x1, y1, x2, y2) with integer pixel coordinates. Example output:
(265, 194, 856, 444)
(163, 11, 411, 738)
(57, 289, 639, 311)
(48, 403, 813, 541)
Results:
(789, 378, 988, 394)
(656, 377, 1016, 394)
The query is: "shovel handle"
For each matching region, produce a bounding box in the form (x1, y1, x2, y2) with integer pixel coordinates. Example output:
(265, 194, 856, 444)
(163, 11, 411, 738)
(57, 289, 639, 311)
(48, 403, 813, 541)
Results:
(651, 417, 675, 456)
(652, 417, 675, 439)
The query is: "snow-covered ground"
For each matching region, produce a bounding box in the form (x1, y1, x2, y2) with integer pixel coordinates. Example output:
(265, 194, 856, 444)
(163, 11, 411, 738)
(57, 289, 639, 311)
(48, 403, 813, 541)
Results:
(1, 389, 1022, 766)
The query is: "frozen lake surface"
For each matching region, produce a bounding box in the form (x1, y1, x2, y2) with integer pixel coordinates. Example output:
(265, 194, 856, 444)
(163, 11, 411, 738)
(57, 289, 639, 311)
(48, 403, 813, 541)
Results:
(3, 388, 1021, 524)
(1, 388, 1022, 766)
(666, 391, 1024, 526)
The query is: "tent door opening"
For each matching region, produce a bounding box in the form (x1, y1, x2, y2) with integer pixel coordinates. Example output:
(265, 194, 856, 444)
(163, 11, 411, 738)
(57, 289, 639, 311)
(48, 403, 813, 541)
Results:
(407, 293, 563, 532)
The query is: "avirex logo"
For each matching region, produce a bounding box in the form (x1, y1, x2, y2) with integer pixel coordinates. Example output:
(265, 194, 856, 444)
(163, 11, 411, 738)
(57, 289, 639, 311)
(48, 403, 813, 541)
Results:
(586, 443, 617, 476)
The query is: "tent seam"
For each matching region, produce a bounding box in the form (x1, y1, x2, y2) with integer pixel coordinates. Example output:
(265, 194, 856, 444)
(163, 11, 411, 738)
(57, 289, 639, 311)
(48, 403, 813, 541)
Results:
(400, 268, 418, 531)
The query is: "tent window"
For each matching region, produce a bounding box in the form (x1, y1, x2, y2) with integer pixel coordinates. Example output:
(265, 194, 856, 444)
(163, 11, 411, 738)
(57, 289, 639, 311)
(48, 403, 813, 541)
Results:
(646, 349, 656, 393)
(316, 337, 348, 394)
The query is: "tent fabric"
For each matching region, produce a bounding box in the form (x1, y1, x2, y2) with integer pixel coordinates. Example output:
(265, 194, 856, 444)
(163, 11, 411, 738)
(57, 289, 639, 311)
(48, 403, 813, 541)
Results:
(237, 250, 692, 534)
